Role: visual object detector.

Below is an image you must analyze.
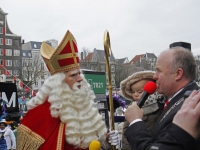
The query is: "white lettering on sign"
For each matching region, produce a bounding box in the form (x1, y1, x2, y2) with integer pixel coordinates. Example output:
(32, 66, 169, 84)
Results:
(92, 82, 103, 88)
(2, 92, 16, 107)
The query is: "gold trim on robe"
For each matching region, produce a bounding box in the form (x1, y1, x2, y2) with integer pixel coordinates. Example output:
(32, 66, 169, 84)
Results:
(16, 124, 45, 150)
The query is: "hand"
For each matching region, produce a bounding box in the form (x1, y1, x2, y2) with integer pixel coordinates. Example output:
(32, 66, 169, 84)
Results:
(108, 130, 120, 146)
(124, 102, 144, 123)
(173, 90, 200, 139)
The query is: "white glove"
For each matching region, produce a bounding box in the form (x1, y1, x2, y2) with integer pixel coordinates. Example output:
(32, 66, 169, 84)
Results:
(108, 130, 120, 146)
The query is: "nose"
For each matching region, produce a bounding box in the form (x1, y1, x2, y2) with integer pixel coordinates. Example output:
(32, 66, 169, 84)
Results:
(153, 72, 158, 80)
(77, 74, 83, 82)
(132, 92, 140, 96)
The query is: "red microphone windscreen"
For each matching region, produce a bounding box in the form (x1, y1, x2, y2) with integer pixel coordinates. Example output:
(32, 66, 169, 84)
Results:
(143, 81, 157, 94)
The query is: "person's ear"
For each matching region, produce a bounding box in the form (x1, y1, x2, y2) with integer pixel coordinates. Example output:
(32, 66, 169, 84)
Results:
(175, 68, 183, 81)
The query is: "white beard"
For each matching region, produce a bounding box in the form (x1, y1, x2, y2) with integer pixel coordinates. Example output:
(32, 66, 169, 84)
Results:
(26, 73, 107, 148)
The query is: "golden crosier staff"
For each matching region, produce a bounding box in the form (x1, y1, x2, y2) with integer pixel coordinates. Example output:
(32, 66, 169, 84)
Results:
(104, 30, 116, 150)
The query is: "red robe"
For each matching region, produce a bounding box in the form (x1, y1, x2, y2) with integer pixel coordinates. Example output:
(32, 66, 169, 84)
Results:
(17, 100, 89, 150)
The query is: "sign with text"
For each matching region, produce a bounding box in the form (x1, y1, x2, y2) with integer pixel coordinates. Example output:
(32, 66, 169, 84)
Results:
(0, 82, 19, 113)
(83, 71, 106, 94)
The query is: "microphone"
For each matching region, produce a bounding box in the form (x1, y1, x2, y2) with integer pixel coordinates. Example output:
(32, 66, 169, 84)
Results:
(137, 81, 157, 108)
(89, 140, 101, 150)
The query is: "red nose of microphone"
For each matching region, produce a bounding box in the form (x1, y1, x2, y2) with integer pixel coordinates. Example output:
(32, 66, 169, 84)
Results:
(143, 81, 157, 94)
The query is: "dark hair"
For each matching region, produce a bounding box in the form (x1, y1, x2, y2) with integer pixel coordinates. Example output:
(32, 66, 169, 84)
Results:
(170, 47, 196, 80)
(10, 121, 18, 130)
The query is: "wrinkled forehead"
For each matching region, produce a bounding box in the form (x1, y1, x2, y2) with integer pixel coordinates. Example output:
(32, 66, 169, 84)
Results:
(66, 69, 82, 75)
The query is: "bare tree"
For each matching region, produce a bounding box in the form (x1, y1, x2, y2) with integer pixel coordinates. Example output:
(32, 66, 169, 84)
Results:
(115, 64, 134, 87)
(17, 54, 49, 97)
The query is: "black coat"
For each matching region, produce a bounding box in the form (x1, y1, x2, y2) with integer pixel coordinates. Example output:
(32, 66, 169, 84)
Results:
(124, 81, 200, 150)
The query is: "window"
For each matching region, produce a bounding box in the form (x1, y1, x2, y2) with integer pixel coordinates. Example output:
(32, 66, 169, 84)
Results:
(0, 38, 3, 45)
(28, 53, 31, 57)
(23, 52, 26, 56)
(6, 39, 12, 45)
(0, 49, 3, 56)
(14, 60, 20, 67)
(23, 60, 29, 67)
(14, 50, 20, 56)
(13, 70, 19, 76)
(6, 60, 12, 66)
(111, 65, 115, 72)
(41, 63, 44, 70)
(32, 52, 39, 58)
(0, 59, 3, 65)
(0, 27, 2, 34)
(6, 49, 12, 56)
(13, 39, 20, 46)
(22, 60, 26, 67)
(34, 44, 37, 48)
(35, 81, 38, 87)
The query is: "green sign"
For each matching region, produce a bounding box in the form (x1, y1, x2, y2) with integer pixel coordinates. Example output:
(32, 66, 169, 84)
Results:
(84, 74, 106, 94)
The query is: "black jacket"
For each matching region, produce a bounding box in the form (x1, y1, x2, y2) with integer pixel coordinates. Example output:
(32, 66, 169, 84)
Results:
(124, 81, 200, 150)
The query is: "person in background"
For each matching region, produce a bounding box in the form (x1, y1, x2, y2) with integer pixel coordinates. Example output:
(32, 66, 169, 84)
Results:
(10, 122, 18, 138)
(16, 30, 119, 150)
(124, 47, 200, 150)
(120, 71, 164, 150)
(0, 119, 16, 150)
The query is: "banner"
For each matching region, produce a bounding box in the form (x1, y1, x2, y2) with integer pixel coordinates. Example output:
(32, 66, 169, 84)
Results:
(0, 82, 19, 113)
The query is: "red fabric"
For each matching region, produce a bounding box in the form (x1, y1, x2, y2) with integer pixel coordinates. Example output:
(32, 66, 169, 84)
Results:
(25, 86, 30, 93)
(73, 41, 78, 53)
(22, 96, 25, 101)
(13, 76, 17, 82)
(5, 70, 10, 75)
(58, 57, 75, 67)
(32, 90, 37, 97)
(57, 39, 79, 68)
(59, 41, 72, 55)
(21, 100, 89, 150)
(19, 81, 23, 88)
(164, 99, 169, 110)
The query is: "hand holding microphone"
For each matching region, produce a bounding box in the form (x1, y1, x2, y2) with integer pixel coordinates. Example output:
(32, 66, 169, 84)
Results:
(125, 81, 157, 123)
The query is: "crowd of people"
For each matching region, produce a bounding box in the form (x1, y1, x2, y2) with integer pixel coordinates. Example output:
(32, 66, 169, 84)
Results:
(1, 29, 200, 150)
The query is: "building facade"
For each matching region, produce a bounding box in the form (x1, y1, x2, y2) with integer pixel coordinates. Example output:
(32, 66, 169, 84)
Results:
(22, 41, 51, 92)
(0, 8, 22, 83)
(80, 48, 117, 88)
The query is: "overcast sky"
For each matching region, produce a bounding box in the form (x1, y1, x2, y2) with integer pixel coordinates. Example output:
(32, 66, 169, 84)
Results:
(1, 0, 200, 60)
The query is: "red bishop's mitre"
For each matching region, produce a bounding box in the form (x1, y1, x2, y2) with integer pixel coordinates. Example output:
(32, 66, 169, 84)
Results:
(40, 30, 80, 75)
